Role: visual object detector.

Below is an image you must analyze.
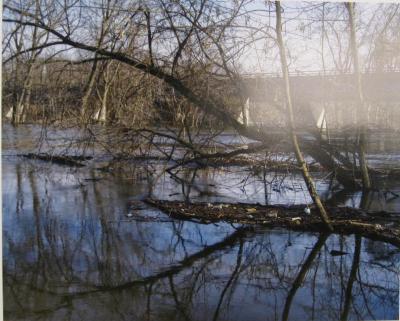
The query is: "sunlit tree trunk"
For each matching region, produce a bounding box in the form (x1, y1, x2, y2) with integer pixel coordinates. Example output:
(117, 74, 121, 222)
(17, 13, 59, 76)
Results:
(346, 2, 371, 190)
(11, 31, 28, 124)
(99, 85, 109, 123)
(96, 62, 120, 124)
(275, 1, 333, 231)
(14, 64, 36, 124)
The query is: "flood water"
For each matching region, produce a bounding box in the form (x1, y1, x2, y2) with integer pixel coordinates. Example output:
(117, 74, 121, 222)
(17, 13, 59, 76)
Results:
(2, 124, 400, 321)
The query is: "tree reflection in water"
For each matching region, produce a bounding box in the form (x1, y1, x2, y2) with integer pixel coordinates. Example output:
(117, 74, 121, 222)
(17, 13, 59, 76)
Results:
(3, 159, 399, 321)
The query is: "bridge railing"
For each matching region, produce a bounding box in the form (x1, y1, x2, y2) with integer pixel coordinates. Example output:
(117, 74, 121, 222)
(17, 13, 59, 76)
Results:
(240, 67, 400, 79)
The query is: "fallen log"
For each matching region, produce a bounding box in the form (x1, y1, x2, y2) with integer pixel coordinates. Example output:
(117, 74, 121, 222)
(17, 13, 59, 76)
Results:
(145, 199, 400, 247)
(196, 157, 325, 172)
(20, 153, 92, 167)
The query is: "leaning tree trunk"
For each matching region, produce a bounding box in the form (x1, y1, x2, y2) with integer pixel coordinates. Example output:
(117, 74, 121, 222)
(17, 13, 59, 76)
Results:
(346, 2, 371, 190)
(275, 1, 333, 231)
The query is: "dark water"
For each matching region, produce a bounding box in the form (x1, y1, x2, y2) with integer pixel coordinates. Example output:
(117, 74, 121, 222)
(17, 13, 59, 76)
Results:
(3, 125, 400, 321)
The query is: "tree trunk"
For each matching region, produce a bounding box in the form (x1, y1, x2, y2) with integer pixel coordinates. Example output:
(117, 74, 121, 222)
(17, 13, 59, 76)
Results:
(275, 1, 333, 231)
(81, 4, 112, 120)
(11, 37, 25, 124)
(12, 58, 36, 124)
(346, 2, 371, 190)
(11, 0, 40, 125)
(81, 57, 100, 119)
(96, 61, 120, 124)
(98, 84, 109, 123)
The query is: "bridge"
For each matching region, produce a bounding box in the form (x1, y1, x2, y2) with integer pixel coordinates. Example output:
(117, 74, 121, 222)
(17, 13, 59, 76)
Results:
(238, 70, 400, 129)
(242, 70, 400, 103)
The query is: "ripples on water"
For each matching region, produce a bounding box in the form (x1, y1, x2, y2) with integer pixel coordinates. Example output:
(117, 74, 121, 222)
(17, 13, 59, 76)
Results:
(2, 125, 400, 320)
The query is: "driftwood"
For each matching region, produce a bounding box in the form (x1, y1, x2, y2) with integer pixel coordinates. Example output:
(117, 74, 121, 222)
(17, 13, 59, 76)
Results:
(145, 199, 400, 247)
(20, 153, 92, 167)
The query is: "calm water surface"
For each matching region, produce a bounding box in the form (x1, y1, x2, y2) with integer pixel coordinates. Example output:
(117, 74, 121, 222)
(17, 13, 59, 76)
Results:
(3, 125, 399, 321)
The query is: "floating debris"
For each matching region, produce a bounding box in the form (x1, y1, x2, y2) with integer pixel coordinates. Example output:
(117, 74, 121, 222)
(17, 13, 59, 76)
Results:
(144, 198, 400, 247)
(266, 210, 279, 218)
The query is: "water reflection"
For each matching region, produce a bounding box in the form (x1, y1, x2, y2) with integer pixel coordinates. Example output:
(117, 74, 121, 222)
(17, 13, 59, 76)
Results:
(3, 125, 400, 320)
(3, 157, 399, 321)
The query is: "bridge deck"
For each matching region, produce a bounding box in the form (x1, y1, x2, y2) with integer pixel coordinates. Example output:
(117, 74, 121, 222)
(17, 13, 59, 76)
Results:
(243, 71, 400, 102)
